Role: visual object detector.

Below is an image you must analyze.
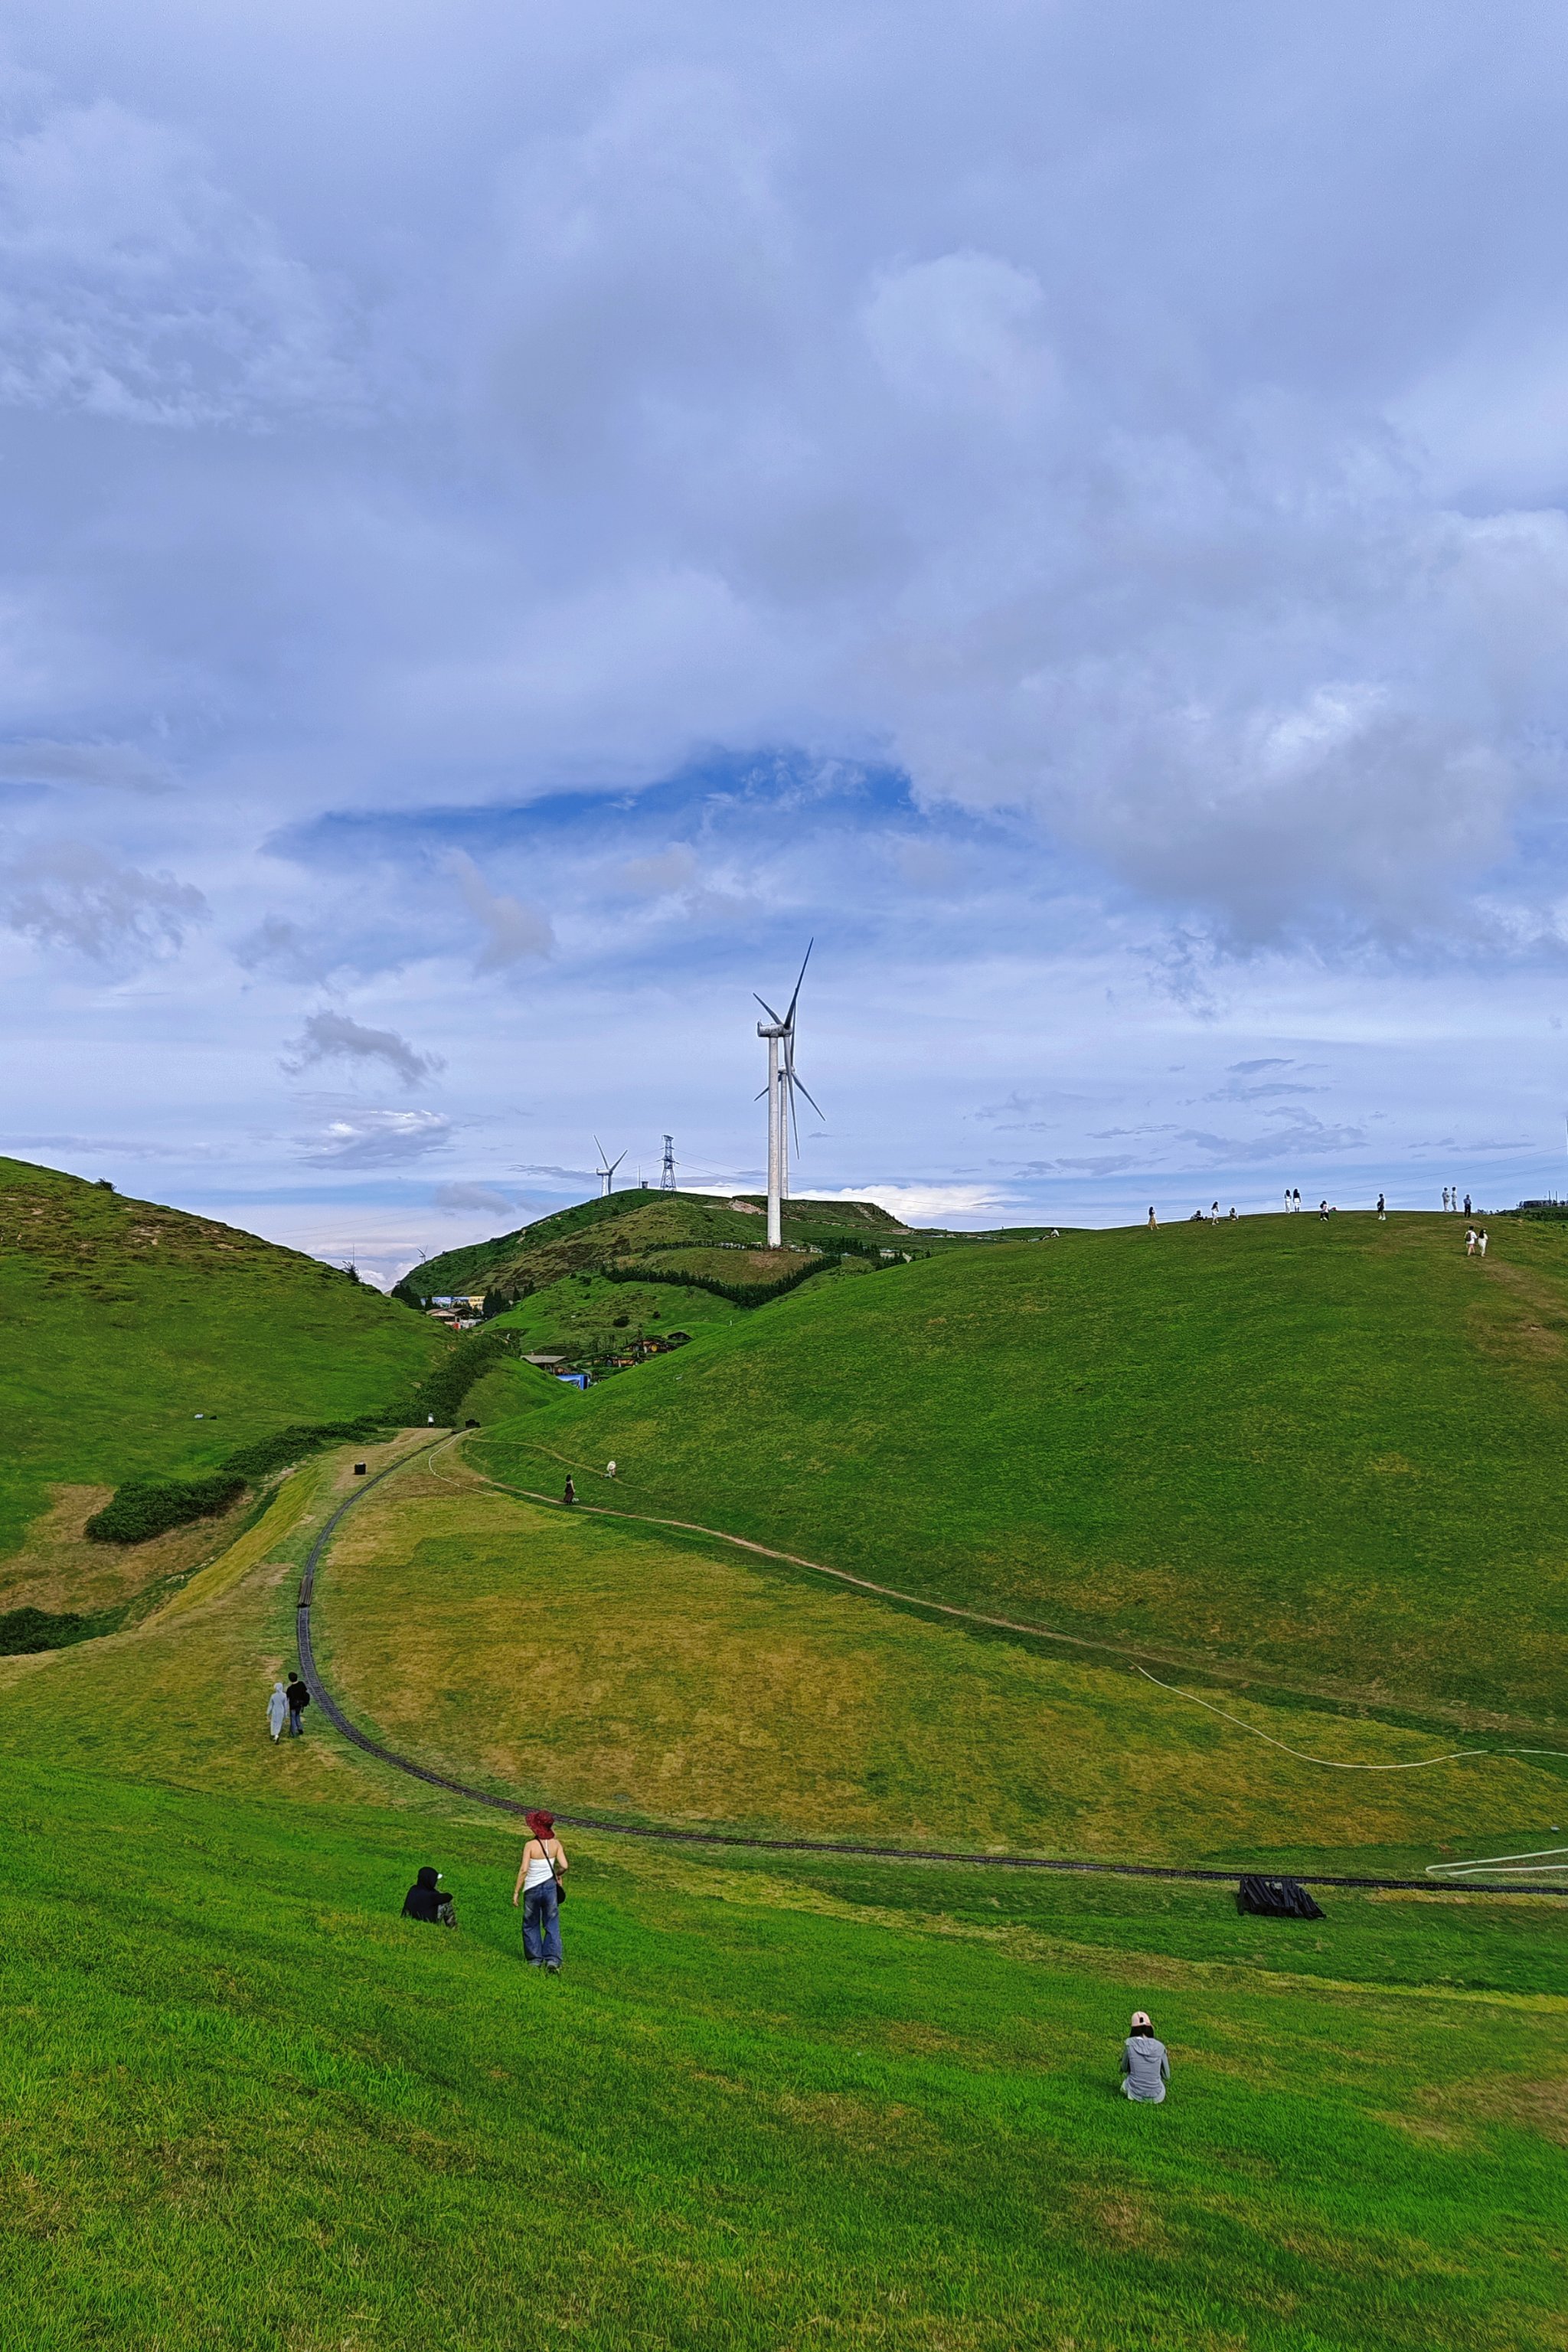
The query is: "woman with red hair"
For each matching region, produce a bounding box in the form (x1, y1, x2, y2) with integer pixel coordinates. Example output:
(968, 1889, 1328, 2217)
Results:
(513, 1809, 568, 1972)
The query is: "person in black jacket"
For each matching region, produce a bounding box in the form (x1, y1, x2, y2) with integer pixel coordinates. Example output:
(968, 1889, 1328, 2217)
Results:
(284, 1674, 311, 1737)
(401, 1867, 456, 1927)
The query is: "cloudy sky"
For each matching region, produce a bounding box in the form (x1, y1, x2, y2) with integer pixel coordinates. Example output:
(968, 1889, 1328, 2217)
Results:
(2, 1, 1567, 1279)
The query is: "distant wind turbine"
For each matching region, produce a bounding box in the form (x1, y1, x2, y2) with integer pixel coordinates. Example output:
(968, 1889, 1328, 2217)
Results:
(755, 942, 822, 1248)
(594, 1137, 626, 1199)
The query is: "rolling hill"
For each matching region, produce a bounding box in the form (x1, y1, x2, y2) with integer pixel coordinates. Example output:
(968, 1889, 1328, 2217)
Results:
(0, 1155, 447, 1619)
(473, 1210, 1568, 1726)
(0, 1438, 1560, 2350)
(406, 1187, 911, 1302)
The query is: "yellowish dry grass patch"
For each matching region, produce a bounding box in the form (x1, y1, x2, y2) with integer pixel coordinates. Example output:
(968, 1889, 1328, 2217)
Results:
(315, 1475, 1563, 1865)
(0, 1480, 254, 1616)
(0, 1443, 439, 1808)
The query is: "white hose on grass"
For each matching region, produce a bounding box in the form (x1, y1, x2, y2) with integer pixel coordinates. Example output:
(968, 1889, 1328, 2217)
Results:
(1423, 1844, 1568, 1880)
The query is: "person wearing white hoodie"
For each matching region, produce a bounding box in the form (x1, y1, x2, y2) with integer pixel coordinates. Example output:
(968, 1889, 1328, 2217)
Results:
(266, 1681, 288, 1743)
(1121, 2012, 1171, 2103)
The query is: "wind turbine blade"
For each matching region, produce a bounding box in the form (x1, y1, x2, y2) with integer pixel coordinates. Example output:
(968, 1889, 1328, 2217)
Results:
(593, 1135, 607, 1167)
(754, 992, 786, 1024)
(609, 1152, 626, 1175)
(783, 938, 814, 1027)
(792, 1076, 824, 1119)
(787, 1076, 802, 1157)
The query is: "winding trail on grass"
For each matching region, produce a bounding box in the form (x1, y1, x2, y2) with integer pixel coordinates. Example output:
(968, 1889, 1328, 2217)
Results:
(295, 1441, 1567, 1896)
(462, 1444, 1568, 1778)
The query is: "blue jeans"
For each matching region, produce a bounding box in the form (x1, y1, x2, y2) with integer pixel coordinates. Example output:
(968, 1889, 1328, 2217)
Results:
(288, 1708, 304, 1737)
(522, 1876, 561, 1966)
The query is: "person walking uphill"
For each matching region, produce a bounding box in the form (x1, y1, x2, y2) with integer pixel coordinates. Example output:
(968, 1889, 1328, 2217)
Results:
(562, 1475, 577, 1508)
(284, 1674, 310, 1737)
(1121, 2012, 1170, 2103)
(266, 1681, 288, 1743)
(514, 1810, 567, 1972)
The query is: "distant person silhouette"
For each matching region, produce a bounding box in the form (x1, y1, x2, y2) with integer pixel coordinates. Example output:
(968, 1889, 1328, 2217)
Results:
(1292, 1188, 1301, 1213)
(1377, 1194, 1386, 1221)
(562, 1476, 577, 1507)
(1228, 1207, 1236, 1220)
(1148, 1207, 1158, 1230)
(1442, 1187, 1450, 1212)
(1478, 1229, 1489, 1257)
(266, 1681, 287, 1743)
(284, 1674, 310, 1738)
(1210, 1201, 1220, 1222)
(606, 1460, 617, 1479)
(1121, 2011, 1170, 2103)
(1465, 1227, 1477, 1256)
(1464, 1194, 1472, 1217)
(1319, 1200, 1329, 1221)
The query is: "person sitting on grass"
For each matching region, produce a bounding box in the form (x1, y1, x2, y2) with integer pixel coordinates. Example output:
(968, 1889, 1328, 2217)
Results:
(1121, 2011, 1170, 2103)
(401, 1867, 456, 1927)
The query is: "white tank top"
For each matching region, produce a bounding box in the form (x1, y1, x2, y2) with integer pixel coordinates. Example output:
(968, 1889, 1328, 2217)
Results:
(523, 1842, 558, 1890)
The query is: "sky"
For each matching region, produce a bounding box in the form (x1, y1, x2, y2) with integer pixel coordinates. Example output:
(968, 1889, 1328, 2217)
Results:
(3, 0, 1568, 1280)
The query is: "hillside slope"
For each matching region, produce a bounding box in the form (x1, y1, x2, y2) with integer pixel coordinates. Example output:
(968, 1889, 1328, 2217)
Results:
(0, 1446, 1560, 2350)
(0, 1155, 445, 1591)
(475, 1213, 1568, 1723)
(410, 1188, 908, 1299)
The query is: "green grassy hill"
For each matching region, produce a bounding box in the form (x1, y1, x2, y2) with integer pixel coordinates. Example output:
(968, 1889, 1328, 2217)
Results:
(0, 1442, 1562, 2350)
(410, 1188, 908, 1300)
(474, 1213, 1568, 1726)
(312, 1450, 1568, 1876)
(0, 1155, 445, 1610)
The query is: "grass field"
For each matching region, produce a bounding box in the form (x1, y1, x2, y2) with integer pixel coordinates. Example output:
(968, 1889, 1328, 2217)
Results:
(474, 1213, 1568, 1728)
(0, 1155, 445, 1610)
(0, 1444, 1564, 2350)
(312, 1453, 1568, 1876)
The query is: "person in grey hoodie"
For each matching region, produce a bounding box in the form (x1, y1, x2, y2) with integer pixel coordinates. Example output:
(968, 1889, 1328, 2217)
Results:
(1121, 2011, 1170, 2102)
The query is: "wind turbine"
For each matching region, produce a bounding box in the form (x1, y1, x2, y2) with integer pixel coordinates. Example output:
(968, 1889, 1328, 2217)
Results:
(756, 942, 822, 1248)
(594, 1137, 626, 1199)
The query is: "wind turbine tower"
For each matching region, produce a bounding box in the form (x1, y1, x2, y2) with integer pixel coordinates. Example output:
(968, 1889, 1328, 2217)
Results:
(755, 942, 822, 1249)
(593, 1138, 626, 1199)
(660, 1134, 677, 1191)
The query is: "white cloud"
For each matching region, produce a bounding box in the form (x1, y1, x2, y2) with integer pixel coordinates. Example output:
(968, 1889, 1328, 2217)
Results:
(0, 738, 174, 791)
(295, 1110, 452, 1167)
(810, 1182, 1014, 1225)
(0, 839, 207, 959)
(0, 93, 363, 426)
(433, 1181, 519, 1218)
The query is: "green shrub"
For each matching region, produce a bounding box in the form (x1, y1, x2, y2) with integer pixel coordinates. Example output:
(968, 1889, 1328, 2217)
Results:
(0, 1606, 87, 1654)
(602, 1259, 831, 1308)
(86, 1473, 246, 1545)
(220, 1418, 383, 1483)
(398, 1328, 516, 1426)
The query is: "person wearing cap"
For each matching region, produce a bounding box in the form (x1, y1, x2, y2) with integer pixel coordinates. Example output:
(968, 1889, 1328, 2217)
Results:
(512, 1809, 568, 1972)
(1120, 2012, 1170, 2102)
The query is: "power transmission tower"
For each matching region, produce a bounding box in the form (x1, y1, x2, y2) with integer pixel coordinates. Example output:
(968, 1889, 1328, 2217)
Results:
(660, 1134, 677, 1191)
